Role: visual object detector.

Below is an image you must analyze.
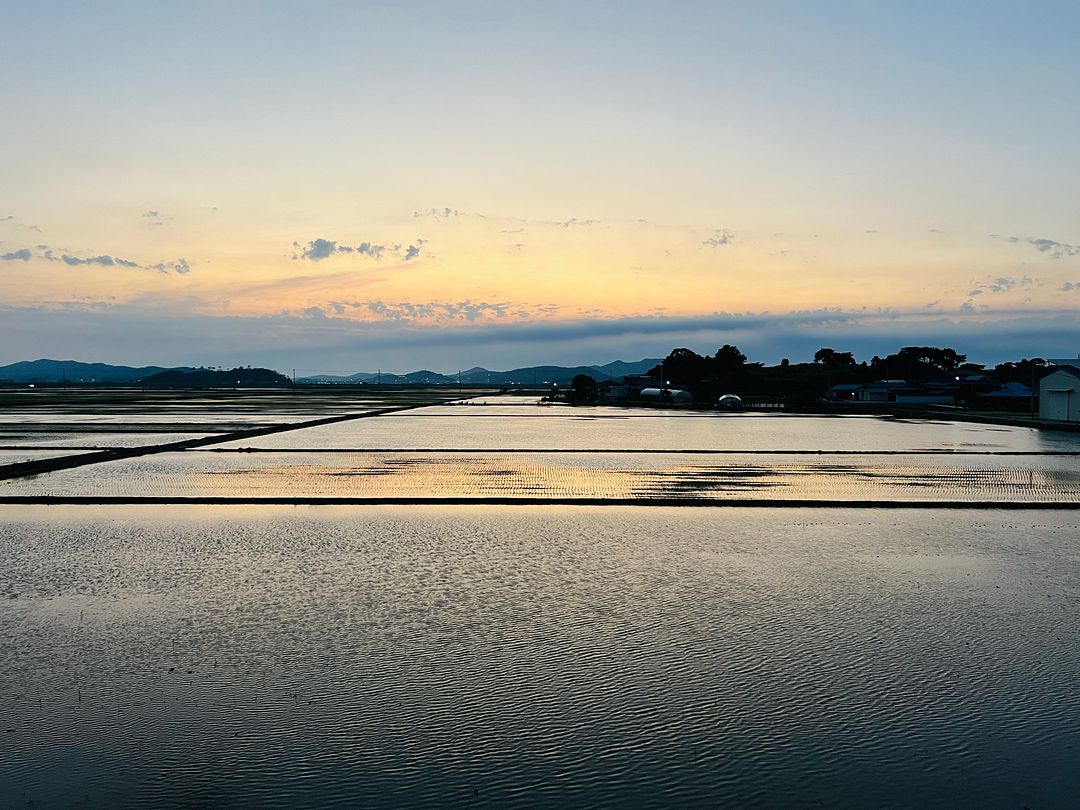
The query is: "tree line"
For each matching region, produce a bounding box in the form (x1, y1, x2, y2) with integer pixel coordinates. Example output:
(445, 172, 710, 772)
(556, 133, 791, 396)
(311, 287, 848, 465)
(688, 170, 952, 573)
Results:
(562, 344, 1055, 403)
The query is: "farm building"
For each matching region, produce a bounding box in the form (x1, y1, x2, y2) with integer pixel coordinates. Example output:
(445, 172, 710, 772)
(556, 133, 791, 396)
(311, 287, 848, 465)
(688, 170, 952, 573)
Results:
(1040, 367, 1080, 422)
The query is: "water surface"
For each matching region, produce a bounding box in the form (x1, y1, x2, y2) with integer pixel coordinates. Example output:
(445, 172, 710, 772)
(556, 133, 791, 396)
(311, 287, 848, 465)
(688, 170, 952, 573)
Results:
(1, 505, 1077, 808)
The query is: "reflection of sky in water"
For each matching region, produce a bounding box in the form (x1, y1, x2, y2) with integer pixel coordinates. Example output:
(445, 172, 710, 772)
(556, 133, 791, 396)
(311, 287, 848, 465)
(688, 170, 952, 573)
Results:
(0, 431, 214, 448)
(214, 403, 1080, 453)
(3, 450, 1079, 503)
(1, 505, 1078, 807)
(0, 449, 95, 465)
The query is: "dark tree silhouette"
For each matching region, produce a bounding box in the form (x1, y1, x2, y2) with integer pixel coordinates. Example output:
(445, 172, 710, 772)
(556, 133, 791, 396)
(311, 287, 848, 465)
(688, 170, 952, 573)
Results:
(714, 344, 747, 374)
(814, 348, 855, 366)
(994, 358, 1048, 384)
(650, 348, 709, 385)
(870, 346, 967, 379)
(569, 373, 599, 402)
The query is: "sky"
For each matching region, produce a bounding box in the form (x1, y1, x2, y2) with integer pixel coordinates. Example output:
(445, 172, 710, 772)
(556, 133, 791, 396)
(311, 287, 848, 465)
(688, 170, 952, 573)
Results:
(2, 1, 1079, 374)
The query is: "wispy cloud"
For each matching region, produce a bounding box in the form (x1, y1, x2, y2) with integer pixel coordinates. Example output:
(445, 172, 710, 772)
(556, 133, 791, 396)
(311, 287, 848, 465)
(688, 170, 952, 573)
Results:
(142, 210, 171, 226)
(992, 234, 1080, 259)
(968, 275, 1035, 295)
(308, 299, 528, 323)
(413, 207, 459, 218)
(60, 254, 140, 268)
(702, 229, 734, 248)
(149, 258, 191, 274)
(292, 238, 423, 263)
(0, 245, 190, 273)
(0, 215, 42, 233)
(1029, 238, 1080, 258)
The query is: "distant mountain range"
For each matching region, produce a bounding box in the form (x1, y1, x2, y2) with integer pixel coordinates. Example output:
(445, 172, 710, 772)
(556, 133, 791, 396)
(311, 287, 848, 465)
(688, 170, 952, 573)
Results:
(296, 359, 662, 385)
(0, 358, 662, 386)
(0, 359, 195, 383)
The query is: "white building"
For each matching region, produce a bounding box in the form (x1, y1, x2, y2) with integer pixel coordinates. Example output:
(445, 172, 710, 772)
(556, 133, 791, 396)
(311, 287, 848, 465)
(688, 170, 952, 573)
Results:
(1040, 367, 1080, 422)
(639, 387, 693, 405)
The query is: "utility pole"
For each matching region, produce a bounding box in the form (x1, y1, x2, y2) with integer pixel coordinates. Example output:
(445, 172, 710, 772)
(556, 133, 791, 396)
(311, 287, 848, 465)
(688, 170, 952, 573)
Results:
(1031, 362, 1037, 420)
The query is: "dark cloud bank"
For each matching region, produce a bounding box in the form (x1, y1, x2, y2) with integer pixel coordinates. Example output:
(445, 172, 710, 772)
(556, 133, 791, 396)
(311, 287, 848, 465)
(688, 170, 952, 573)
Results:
(2, 304, 1078, 372)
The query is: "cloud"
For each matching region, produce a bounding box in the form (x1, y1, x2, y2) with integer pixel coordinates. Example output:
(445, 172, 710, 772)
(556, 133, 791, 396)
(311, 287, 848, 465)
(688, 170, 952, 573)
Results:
(992, 234, 1080, 259)
(1062, 281, 1080, 292)
(414, 207, 459, 218)
(702, 229, 734, 248)
(142, 210, 171, 226)
(0, 245, 190, 273)
(356, 242, 385, 259)
(340, 299, 518, 323)
(0, 215, 42, 233)
(296, 238, 339, 261)
(6, 302, 1080, 372)
(60, 254, 140, 268)
(149, 258, 191, 274)
(293, 238, 425, 263)
(967, 275, 1035, 295)
(1029, 238, 1080, 258)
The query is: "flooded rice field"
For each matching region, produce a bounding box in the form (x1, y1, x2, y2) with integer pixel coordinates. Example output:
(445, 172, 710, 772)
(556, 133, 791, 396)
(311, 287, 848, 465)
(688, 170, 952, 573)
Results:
(0, 388, 467, 455)
(1, 395, 1079, 806)
(3, 450, 1080, 504)
(0, 449, 95, 466)
(213, 407, 1080, 452)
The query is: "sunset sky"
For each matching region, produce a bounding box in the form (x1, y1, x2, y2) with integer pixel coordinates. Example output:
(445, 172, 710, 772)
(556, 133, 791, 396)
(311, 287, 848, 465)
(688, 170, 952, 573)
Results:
(3, 1, 1079, 373)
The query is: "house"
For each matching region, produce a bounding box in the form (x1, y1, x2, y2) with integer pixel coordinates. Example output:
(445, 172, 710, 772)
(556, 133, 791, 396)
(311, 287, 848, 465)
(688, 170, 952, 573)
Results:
(599, 380, 628, 400)
(974, 382, 1035, 412)
(1039, 367, 1080, 422)
(893, 387, 955, 405)
(858, 380, 911, 402)
(826, 383, 862, 402)
(982, 381, 1033, 398)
